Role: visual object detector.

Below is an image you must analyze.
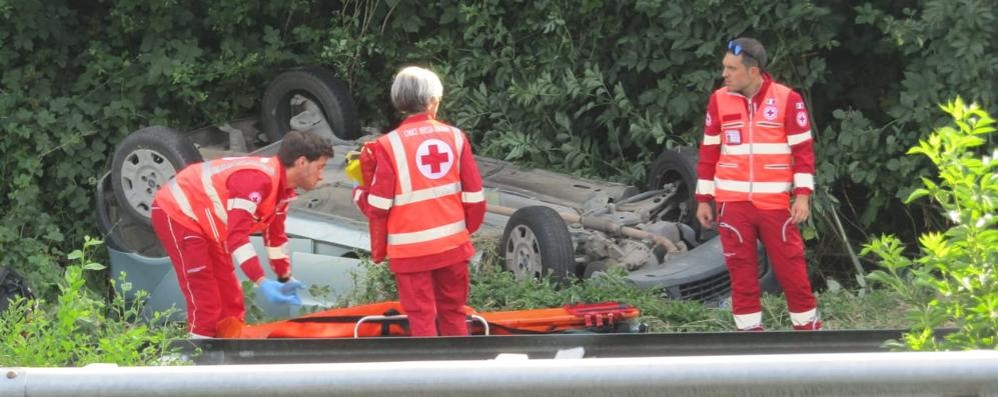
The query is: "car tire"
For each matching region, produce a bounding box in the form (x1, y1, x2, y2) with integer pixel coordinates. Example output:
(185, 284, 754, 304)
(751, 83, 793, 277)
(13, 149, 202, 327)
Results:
(646, 146, 702, 237)
(501, 206, 576, 283)
(112, 126, 203, 225)
(260, 66, 361, 142)
(96, 172, 130, 251)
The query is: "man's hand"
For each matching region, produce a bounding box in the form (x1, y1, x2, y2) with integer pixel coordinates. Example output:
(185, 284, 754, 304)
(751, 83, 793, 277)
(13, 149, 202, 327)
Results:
(351, 186, 367, 211)
(696, 202, 715, 228)
(790, 194, 811, 224)
(256, 279, 301, 305)
(280, 278, 306, 295)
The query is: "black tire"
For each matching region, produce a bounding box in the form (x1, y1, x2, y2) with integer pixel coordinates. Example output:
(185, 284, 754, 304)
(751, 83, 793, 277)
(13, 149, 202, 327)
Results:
(95, 172, 130, 252)
(112, 126, 203, 225)
(646, 146, 702, 237)
(501, 206, 576, 282)
(260, 66, 361, 141)
(0, 266, 34, 313)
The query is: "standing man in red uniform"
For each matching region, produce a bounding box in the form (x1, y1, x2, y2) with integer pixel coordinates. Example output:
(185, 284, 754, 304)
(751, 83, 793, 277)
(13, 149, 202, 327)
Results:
(151, 130, 334, 338)
(353, 66, 486, 336)
(695, 37, 822, 331)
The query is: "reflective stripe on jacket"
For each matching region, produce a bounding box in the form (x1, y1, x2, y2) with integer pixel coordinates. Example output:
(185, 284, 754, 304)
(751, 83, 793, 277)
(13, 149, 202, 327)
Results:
(375, 119, 471, 259)
(155, 157, 282, 242)
(713, 83, 794, 209)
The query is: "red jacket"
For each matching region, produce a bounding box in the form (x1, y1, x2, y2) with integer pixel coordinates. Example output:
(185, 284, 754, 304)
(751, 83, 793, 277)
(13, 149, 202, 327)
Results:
(353, 114, 486, 273)
(155, 157, 296, 282)
(695, 73, 815, 209)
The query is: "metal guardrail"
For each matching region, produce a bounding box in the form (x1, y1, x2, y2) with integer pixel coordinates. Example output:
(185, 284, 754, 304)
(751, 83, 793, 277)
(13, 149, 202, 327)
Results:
(179, 329, 948, 365)
(3, 350, 997, 396)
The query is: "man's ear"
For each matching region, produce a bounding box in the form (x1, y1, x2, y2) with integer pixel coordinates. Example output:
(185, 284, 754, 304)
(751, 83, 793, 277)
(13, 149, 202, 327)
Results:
(294, 155, 307, 168)
(427, 96, 441, 116)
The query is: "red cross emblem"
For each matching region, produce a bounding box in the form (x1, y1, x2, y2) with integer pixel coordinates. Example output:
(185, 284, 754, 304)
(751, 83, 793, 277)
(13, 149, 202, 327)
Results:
(763, 105, 778, 120)
(415, 139, 455, 179)
(796, 111, 809, 127)
(420, 144, 450, 173)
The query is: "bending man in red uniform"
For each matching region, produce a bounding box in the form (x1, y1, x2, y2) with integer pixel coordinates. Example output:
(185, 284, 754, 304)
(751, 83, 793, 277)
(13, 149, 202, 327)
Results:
(695, 37, 822, 331)
(151, 130, 334, 338)
(353, 66, 486, 336)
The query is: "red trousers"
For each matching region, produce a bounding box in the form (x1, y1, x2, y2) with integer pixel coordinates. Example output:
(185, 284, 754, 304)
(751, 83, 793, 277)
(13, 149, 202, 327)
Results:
(151, 204, 244, 337)
(716, 201, 817, 328)
(394, 260, 470, 337)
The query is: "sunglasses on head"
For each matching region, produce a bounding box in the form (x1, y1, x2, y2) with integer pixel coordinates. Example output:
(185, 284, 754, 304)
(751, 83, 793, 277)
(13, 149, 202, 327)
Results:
(728, 41, 760, 65)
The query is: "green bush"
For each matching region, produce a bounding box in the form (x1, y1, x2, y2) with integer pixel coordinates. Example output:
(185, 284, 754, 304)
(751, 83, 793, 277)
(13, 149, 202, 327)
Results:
(863, 98, 996, 350)
(3, 0, 994, 302)
(815, 0, 998, 235)
(0, 0, 332, 298)
(0, 237, 188, 366)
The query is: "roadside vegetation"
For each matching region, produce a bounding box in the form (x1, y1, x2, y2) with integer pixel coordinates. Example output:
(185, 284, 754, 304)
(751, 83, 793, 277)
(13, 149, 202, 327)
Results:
(326, 255, 913, 333)
(863, 100, 996, 350)
(0, 237, 188, 367)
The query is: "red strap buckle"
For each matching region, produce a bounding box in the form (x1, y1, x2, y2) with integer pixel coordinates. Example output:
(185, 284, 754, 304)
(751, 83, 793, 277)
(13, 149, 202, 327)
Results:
(569, 302, 635, 327)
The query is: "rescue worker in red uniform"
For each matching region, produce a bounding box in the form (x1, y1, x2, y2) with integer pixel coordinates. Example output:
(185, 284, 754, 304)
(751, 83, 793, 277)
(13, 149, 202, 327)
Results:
(353, 66, 486, 336)
(151, 130, 334, 338)
(695, 37, 822, 331)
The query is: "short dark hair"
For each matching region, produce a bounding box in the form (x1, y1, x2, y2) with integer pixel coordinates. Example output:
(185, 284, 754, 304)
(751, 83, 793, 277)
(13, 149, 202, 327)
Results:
(277, 130, 334, 166)
(729, 37, 767, 71)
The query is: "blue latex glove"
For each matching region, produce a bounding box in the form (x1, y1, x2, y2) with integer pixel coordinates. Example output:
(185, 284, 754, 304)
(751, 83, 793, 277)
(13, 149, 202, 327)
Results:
(257, 279, 300, 305)
(280, 278, 306, 295)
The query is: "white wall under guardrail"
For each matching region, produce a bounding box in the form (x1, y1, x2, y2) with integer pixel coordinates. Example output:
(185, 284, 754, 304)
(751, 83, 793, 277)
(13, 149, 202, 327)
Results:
(3, 350, 997, 397)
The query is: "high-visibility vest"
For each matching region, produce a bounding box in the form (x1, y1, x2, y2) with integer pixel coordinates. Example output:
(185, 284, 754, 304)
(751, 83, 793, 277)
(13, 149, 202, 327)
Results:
(375, 119, 471, 259)
(713, 83, 794, 210)
(155, 157, 283, 242)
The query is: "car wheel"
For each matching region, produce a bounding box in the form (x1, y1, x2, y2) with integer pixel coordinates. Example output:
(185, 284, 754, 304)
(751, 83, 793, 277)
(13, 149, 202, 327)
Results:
(260, 66, 361, 142)
(112, 126, 203, 225)
(96, 172, 130, 251)
(646, 146, 702, 237)
(501, 206, 575, 282)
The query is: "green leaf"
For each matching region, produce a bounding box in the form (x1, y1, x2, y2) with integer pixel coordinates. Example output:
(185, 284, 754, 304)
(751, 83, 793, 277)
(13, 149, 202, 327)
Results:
(905, 188, 930, 203)
(67, 250, 83, 261)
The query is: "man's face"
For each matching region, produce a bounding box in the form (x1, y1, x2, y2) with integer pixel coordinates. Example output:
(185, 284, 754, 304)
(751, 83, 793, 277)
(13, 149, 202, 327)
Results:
(295, 156, 328, 191)
(722, 53, 753, 94)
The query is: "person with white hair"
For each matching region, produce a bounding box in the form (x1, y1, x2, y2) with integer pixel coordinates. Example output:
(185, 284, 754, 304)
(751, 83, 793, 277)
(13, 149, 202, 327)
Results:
(353, 66, 486, 336)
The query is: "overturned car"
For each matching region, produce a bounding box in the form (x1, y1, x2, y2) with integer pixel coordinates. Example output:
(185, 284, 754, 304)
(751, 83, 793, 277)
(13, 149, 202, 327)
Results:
(96, 67, 777, 318)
